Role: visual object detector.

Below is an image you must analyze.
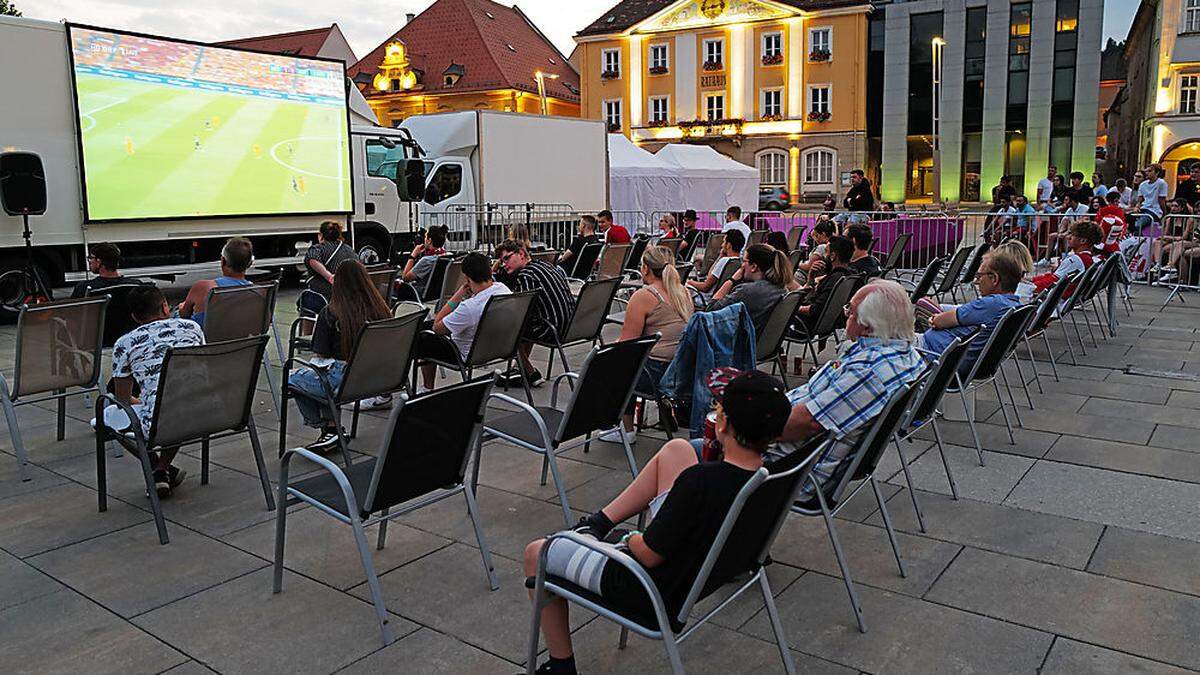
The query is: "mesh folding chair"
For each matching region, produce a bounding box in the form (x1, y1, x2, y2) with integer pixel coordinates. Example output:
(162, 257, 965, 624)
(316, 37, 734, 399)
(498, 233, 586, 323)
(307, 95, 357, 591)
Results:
(203, 283, 281, 417)
(567, 242, 604, 281)
(430, 257, 464, 311)
(247, 270, 287, 365)
(930, 245, 974, 304)
(953, 242, 991, 302)
(945, 304, 1038, 462)
(532, 276, 622, 378)
(94, 336, 275, 545)
(784, 275, 860, 370)
(747, 229, 767, 247)
(790, 379, 922, 633)
(416, 290, 538, 404)
(527, 433, 828, 675)
(275, 376, 499, 646)
(785, 226, 804, 252)
(1021, 271, 1076, 392)
(656, 237, 682, 257)
(595, 244, 633, 281)
(419, 256, 454, 303)
(624, 237, 650, 276)
(699, 233, 726, 276)
(787, 249, 804, 275)
(895, 334, 978, 532)
(531, 250, 560, 266)
(2, 297, 107, 481)
(87, 284, 142, 349)
(365, 265, 400, 307)
(1054, 262, 1103, 365)
(878, 232, 913, 278)
(279, 308, 426, 466)
(905, 256, 945, 303)
(755, 292, 804, 387)
(481, 335, 659, 526)
(1072, 254, 1121, 347)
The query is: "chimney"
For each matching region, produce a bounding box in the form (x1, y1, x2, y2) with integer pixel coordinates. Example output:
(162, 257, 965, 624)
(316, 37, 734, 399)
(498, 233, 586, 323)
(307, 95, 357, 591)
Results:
(406, 13, 415, 24)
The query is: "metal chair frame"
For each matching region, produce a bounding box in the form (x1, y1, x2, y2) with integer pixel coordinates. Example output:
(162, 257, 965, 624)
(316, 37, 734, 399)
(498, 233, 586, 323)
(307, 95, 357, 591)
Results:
(203, 282, 282, 418)
(930, 245, 974, 303)
(784, 275, 859, 370)
(878, 232, 913, 278)
(532, 276, 623, 379)
(755, 291, 804, 388)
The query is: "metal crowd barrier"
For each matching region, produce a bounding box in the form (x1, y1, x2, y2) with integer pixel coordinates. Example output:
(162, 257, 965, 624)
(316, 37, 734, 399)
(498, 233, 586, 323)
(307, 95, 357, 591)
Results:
(1148, 214, 1200, 308)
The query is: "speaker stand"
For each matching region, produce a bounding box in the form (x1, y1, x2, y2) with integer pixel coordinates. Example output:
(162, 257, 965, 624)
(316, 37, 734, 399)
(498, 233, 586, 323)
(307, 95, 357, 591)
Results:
(19, 213, 52, 305)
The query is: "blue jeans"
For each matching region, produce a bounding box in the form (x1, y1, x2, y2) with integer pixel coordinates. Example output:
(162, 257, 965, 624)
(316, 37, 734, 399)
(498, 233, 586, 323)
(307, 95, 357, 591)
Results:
(287, 362, 346, 428)
(834, 212, 869, 227)
(1132, 213, 1156, 237)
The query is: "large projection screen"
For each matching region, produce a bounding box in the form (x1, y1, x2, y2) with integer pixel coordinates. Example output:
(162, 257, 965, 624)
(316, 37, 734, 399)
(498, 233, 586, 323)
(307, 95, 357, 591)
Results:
(67, 25, 353, 222)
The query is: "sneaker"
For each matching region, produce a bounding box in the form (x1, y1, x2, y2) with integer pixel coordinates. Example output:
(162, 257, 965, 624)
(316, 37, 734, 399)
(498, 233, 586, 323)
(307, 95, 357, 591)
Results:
(359, 394, 393, 411)
(1159, 268, 1179, 282)
(152, 469, 172, 499)
(525, 368, 544, 387)
(307, 430, 340, 452)
(597, 426, 636, 444)
(166, 466, 187, 491)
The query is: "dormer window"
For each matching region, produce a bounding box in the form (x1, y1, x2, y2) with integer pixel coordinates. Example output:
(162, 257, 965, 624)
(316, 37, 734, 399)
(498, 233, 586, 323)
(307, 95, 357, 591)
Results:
(443, 63, 465, 87)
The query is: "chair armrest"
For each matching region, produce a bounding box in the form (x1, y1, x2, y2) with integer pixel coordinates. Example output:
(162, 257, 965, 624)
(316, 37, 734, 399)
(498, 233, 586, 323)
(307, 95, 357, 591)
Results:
(484, 392, 555, 449)
(94, 392, 148, 449)
(279, 446, 362, 516)
(550, 372, 580, 407)
(536, 530, 672, 624)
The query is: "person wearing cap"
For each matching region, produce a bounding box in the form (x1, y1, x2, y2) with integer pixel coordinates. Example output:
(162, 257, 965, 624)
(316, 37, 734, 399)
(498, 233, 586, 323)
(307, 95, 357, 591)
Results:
(676, 209, 702, 261)
(522, 370, 792, 675)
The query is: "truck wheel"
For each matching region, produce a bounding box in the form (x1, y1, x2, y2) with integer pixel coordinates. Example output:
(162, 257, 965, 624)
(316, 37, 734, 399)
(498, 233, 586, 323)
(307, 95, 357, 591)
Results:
(355, 234, 389, 266)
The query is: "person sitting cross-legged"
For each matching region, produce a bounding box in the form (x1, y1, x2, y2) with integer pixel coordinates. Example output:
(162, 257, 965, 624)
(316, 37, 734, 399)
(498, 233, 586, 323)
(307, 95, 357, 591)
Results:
(494, 239, 576, 387)
(523, 370, 792, 675)
(287, 260, 391, 451)
(918, 251, 1023, 373)
(108, 285, 206, 497)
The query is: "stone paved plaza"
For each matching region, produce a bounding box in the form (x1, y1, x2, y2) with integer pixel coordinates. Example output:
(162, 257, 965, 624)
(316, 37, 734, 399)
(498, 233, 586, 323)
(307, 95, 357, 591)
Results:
(2, 284, 1200, 674)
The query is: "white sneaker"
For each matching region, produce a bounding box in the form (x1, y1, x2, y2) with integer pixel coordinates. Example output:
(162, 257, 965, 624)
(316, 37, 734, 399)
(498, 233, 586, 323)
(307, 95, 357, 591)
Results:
(1159, 269, 1178, 282)
(597, 427, 636, 444)
(359, 395, 393, 411)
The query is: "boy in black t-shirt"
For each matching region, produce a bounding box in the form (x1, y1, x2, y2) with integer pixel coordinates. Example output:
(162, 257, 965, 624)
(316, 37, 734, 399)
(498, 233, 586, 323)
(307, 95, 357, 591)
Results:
(522, 371, 792, 675)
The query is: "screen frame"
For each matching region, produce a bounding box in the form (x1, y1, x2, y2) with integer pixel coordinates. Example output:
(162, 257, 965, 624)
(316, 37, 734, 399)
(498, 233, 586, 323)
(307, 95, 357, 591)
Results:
(65, 22, 357, 224)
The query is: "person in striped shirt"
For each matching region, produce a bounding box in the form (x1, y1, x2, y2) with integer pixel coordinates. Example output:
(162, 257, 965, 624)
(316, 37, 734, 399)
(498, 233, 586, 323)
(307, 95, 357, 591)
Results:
(496, 239, 577, 386)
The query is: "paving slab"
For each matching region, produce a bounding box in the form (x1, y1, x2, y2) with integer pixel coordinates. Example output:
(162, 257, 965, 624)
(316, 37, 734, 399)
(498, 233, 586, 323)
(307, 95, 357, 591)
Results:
(337, 627, 516, 674)
(1148, 424, 1200, 454)
(0, 458, 69, 501)
(0, 482, 150, 557)
(926, 547, 1200, 670)
(28, 521, 267, 617)
(1166, 389, 1200, 410)
(741, 572, 1053, 674)
(135, 567, 416, 675)
(688, 562, 805, 631)
(866, 489, 1103, 569)
(224, 506, 451, 591)
(1004, 462, 1200, 542)
(1088, 527, 1200, 597)
(0, 416, 101, 464)
(476, 441, 614, 503)
(1106, 371, 1200, 394)
(882, 442, 1035, 503)
(1046, 435, 1200, 483)
(0, 589, 186, 674)
(0, 549, 63, 612)
(1081, 397, 1200, 430)
(1041, 639, 1195, 675)
(1004, 407, 1157, 445)
(914, 418, 1060, 459)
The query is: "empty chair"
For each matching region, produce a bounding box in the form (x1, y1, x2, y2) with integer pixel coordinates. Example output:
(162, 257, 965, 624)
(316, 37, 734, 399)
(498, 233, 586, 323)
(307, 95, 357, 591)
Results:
(365, 265, 400, 307)
(275, 376, 500, 645)
(567, 242, 604, 281)
(1021, 271, 1075, 391)
(203, 283, 281, 416)
(699, 232, 727, 275)
(906, 256, 945, 304)
(481, 336, 659, 526)
(530, 250, 561, 266)
(656, 237, 682, 257)
(2, 297, 108, 481)
(94, 336, 276, 545)
(929, 245, 974, 304)
(532, 276, 622, 378)
(595, 244, 632, 280)
(954, 242, 991, 302)
(433, 257, 465, 311)
(878, 232, 913, 278)
(785, 225, 804, 252)
(747, 229, 767, 247)
(623, 236, 650, 276)
(755, 292, 804, 387)
(420, 256, 454, 303)
(1054, 262, 1103, 364)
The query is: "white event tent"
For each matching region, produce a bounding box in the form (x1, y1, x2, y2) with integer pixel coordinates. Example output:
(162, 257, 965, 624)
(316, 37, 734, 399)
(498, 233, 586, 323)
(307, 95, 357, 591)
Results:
(654, 143, 759, 213)
(607, 134, 683, 215)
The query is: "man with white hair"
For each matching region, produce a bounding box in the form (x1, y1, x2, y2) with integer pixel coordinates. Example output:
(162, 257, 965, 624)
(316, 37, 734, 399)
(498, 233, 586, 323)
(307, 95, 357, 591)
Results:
(771, 279, 925, 494)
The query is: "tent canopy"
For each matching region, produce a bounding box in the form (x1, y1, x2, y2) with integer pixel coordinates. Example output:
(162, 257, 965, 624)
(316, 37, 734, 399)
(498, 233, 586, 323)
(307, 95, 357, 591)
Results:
(654, 143, 759, 213)
(607, 134, 683, 216)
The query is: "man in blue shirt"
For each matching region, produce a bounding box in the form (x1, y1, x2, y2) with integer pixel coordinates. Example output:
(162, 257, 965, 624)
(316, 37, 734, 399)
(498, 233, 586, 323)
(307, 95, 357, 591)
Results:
(919, 250, 1024, 373)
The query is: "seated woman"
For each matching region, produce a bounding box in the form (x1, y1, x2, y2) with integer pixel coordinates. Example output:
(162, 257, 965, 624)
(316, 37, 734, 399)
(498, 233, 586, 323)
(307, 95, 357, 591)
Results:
(287, 260, 391, 451)
(685, 229, 745, 296)
(600, 246, 693, 444)
(797, 219, 836, 281)
(705, 243, 792, 333)
(523, 371, 792, 675)
(657, 213, 680, 240)
(765, 230, 790, 254)
(918, 251, 1023, 373)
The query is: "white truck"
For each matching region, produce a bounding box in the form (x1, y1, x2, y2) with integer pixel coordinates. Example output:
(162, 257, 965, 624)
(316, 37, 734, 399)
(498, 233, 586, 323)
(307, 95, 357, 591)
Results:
(0, 15, 608, 314)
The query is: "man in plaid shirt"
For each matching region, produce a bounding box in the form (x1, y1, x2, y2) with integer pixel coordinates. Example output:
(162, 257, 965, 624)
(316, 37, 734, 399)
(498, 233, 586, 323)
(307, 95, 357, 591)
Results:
(771, 279, 925, 493)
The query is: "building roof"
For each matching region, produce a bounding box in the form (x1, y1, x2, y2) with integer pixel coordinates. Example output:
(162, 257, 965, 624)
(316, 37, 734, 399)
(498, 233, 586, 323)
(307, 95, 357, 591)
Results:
(217, 25, 336, 58)
(576, 0, 868, 37)
(349, 0, 580, 102)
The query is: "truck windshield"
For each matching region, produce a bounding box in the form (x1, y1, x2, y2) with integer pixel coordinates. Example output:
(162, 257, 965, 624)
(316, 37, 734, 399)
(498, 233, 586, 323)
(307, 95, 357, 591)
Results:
(365, 140, 406, 178)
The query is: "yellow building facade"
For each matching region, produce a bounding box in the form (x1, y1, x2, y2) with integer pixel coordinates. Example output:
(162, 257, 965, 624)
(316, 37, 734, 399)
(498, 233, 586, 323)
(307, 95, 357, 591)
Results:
(575, 0, 871, 205)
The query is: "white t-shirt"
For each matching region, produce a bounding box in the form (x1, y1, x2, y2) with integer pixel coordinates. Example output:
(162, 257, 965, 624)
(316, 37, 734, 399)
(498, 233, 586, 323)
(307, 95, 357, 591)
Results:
(1036, 177, 1055, 203)
(441, 282, 511, 358)
(722, 220, 751, 241)
(1118, 187, 1133, 207)
(708, 256, 739, 283)
(1137, 178, 1169, 216)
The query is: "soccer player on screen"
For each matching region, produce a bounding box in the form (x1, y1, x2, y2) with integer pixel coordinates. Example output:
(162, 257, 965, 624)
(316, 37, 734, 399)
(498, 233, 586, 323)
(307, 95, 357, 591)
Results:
(291, 176, 299, 193)
(194, 136, 201, 152)
(124, 137, 135, 156)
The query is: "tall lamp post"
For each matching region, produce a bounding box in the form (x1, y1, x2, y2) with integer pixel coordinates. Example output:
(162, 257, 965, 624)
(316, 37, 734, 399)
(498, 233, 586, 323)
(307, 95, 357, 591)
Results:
(931, 37, 945, 204)
(534, 70, 559, 116)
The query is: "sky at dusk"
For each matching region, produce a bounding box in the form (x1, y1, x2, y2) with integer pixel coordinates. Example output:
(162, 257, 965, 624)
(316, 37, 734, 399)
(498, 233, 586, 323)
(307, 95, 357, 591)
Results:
(19, 0, 1142, 63)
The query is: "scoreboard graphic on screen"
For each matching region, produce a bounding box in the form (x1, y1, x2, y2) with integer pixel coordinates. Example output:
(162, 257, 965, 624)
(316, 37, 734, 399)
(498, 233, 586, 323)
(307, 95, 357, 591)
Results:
(68, 25, 353, 222)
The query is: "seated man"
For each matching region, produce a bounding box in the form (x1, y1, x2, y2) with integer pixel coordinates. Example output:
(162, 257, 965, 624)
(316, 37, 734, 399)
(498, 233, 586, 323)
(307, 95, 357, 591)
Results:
(598, 210, 631, 244)
(1033, 219, 1102, 296)
(721, 205, 751, 241)
(72, 242, 141, 297)
(919, 251, 1023, 373)
(556, 215, 601, 273)
(676, 209, 702, 261)
(795, 235, 854, 330)
(523, 370, 792, 675)
(177, 237, 254, 328)
(686, 229, 745, 296)
(413, 252, 511, 389)
(495, 240, 577, 386)
(401, 224, 448, 291)
(845, 223, 882, 278)
(775, 279, 925, 495)
(109, 285, 206, 497)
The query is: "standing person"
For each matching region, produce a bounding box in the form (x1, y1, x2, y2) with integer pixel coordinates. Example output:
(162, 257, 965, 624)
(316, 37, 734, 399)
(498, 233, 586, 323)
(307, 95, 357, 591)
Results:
(676, 210, 702, 261)
(1133, 163, 1170, 235)
(721, 206, 751, 241)
(177, 237, 253, 328)
(1036, 166, 1058, 207)
(300, 221, 357, 316)
(657, 213, 680, 239)
(401, 225, 448, 291)
(598, 210, 632, 244)
(495, 240, 577, 386)
(286, 260, 391, 451)
(72, 242, 141, 297)
(1174, 164, 1200, 210)
(1092, 172, 1109, 201)
(109, 285, 206, 497)
(557, 216, 601, 273)
(838, 169, 875, 226)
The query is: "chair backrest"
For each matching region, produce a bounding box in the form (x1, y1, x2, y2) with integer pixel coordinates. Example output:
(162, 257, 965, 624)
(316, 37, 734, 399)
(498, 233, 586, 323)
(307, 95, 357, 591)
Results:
(657, 238, 682, 256)
(676, 262, 695, 284)
(624, 236, 650, 272)
(713, 256, 741, 289)
(747, 229, 766, 247)
(421, 256, 454, 302)
(820, 378, 921, 505)
(1028, 271, 1075, 334)
(958, 242, 992, 285)
(148, 336, 268, 448)
(880, 232, 913, 274)
(202, 283, 276, 342)
(909, 256, 945, 303)
(755, 291, 803, 362)
(787, 249, 804, 273)
(87, 284, 143, 348)
(811, 275, 860, 337)
(362, 375, 495, 516)
(904, 334, 975, 427)
(700, 232, 726, 274)
(933, 245, 974, 296)
(11, 296, 108, 399)
(596, 244, 632, 279)
(568, 242, 604, 281)
(562, 276, 622, 344)
(435, 258, 464, 310)
(963, 304, 1038, 383)
(785, 226, 804, 252)
(555, 335, 659, 443)
(464, 290, 537, 367)
(1058, 262, 1101, 314)
(366, 267, 399, 305)
(1082, 254, 1118, 303)
(676, 432, 828, 621)
(530, 250, 560, 266)
(335, 308, 426, 403)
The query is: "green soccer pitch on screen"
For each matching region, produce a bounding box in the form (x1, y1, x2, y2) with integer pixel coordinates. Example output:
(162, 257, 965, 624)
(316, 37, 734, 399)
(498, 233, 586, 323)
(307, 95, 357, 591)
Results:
(69, 25, 353, 222)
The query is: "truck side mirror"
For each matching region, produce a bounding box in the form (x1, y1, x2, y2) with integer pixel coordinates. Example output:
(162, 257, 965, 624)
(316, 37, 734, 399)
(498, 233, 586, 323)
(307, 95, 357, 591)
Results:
(395, 159, 426, 202)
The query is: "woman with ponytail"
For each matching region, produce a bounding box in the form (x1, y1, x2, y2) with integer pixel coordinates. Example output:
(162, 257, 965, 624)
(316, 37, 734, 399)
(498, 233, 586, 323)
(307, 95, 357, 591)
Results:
(706, 243, 792, 333)
(599, 246, 694, 443)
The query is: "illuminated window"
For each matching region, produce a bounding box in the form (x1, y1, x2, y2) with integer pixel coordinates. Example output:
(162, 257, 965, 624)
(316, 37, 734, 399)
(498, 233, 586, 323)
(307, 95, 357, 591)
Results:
(649, 43, 669, 71)
(761, 88, 782, 118)
(808, 85, 831, 115)
(1187, 0, 1200, 32)
(1182, 75, 1200, 114)
(704, 38, 724, 67)
(604, 99, 622, 129)
(649, 95, 670, 123)
(706, 93, 725, 121)
(757, 150, 788, 186)
(602, 48, 621, 77)
(809, 27, 832, 58)
(762, 32, 783, 59)
(803, 148, 835, 184)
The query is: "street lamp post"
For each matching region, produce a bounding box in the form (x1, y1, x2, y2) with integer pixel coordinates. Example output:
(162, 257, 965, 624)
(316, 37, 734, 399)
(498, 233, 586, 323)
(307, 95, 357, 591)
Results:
(534, 70, 559, 116)
(931, 37, 945, 204)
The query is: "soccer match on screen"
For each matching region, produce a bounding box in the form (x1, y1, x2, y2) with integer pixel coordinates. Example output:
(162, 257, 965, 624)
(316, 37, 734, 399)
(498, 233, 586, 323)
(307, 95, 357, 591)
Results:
(69, 26, 352, 221)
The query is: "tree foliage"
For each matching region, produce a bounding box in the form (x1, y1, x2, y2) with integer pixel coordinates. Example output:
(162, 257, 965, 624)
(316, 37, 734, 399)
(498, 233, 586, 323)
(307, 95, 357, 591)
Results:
(0, 0, 21, 17)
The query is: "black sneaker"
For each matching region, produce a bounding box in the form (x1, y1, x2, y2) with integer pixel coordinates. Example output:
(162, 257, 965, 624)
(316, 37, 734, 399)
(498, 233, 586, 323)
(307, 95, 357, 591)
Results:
(152, 469, 172, 499)
(525, 368, 544, 387)
(167, 466, 187, 491)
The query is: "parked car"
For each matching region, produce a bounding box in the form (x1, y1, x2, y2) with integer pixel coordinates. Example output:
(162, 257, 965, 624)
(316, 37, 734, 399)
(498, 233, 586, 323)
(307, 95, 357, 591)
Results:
(759, 186, 790, 211)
